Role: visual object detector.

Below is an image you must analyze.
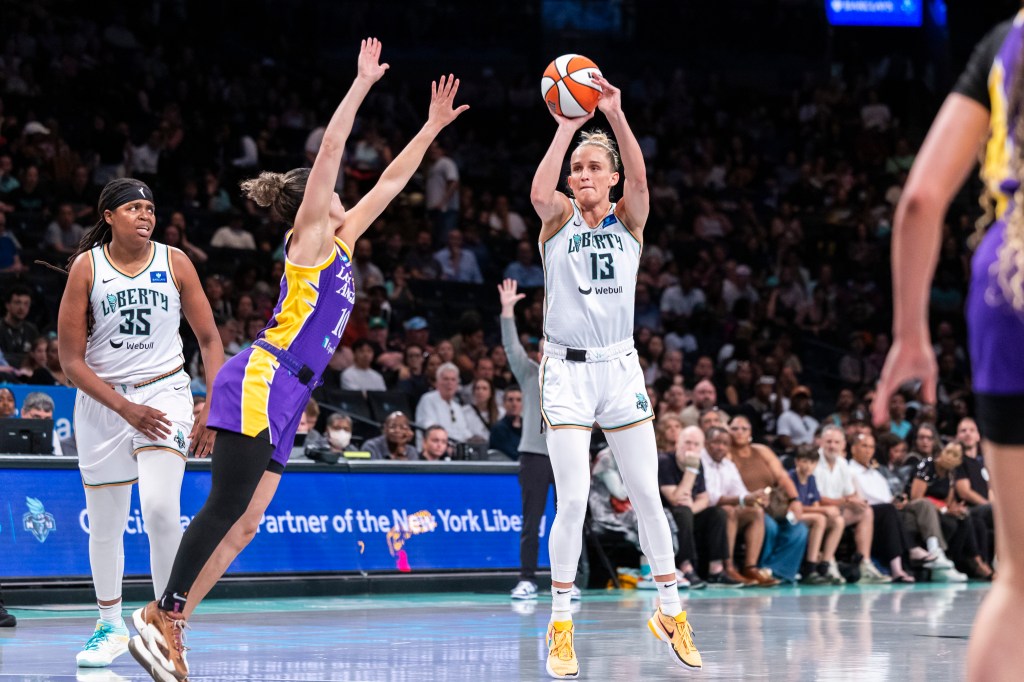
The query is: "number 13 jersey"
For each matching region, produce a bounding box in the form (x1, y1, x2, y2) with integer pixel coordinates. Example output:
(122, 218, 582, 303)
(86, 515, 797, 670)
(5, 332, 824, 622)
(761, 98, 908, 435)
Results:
(540, 200, 641, 349)
(85, 242, 184, 385)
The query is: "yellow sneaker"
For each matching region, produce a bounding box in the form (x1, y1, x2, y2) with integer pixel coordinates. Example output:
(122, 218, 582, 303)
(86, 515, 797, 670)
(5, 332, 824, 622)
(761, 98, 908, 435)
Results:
(545, 620, 579, 679)
(648, 609, 703, 669)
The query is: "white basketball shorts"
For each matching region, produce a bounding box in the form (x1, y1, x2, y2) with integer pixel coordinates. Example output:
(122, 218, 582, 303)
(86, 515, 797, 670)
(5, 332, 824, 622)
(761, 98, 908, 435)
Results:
(540, 347, 654, 432)
(77, 369, 194, 487)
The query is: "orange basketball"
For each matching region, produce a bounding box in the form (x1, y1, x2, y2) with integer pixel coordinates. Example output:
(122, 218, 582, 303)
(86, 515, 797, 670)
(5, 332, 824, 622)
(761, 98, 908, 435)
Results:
(541, 54, 602, 118)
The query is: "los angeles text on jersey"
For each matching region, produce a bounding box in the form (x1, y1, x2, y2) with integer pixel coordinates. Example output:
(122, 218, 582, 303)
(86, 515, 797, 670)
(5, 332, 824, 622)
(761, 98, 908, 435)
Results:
(99, 288, 171, 316)
(567, 231, 624, 254)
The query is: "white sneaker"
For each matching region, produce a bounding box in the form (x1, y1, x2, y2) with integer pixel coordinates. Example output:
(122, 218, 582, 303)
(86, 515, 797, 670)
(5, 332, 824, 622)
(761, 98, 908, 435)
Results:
(76, 620, 129, 668)
(860, 560, 893, 584)
(826, 560, 847, 585)
(511, 580, 538, 600)
(570, 585, 582, 601)
(933, 567, 968, 583)
(924, 554, 955, 570)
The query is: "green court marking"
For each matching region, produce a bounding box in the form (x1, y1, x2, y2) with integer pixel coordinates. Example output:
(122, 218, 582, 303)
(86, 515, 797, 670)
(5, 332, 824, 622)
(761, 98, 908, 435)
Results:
(5, 582, 989, 620)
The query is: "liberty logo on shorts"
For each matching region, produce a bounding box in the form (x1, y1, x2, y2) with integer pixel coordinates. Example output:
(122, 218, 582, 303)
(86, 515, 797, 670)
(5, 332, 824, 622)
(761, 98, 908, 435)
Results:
(174, 429, 186, 451)
(23, 496, 56, 543)
(635, 392, 649, 413)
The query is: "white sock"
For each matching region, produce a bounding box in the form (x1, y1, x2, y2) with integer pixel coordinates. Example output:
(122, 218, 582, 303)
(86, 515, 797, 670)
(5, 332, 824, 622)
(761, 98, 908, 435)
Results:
(656, 579, 682, 617)
(926, 536, 941, 554)
(98, 600, 123, 626)
(551, 586, 573, 622)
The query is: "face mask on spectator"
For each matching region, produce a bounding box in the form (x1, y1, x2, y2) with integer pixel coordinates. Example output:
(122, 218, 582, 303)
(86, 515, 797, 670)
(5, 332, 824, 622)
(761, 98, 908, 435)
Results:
(328, 429, 351, 449)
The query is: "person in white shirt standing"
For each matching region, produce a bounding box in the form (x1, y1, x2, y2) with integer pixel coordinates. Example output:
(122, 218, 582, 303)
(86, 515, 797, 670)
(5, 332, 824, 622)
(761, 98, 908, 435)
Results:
(532, 71, 700, 675)
(425, 140, 460, 239)
(813, 424, 890, 583)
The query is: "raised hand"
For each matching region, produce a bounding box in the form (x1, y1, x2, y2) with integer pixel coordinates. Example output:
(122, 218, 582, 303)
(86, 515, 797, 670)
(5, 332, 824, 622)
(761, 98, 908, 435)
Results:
(590, 74, 621, 115)
(546, 101, 595, 131)
(498, 278, 527, 311)
(426, 74, 470, 131)
(357, 37, 389, 84)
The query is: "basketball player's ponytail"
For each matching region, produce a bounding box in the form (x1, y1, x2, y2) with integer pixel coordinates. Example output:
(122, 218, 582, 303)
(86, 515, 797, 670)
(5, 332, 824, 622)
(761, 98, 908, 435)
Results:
(240, 168, 310, 224)
(995, 40, 1024, 311)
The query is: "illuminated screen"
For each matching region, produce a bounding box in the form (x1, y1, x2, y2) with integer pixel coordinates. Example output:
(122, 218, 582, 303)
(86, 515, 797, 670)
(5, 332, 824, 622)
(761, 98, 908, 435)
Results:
(826, 0, 922, 27)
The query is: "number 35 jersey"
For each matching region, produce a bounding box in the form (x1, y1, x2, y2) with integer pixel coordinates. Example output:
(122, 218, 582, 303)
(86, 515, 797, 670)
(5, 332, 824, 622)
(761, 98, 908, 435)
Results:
(85, 242, 185, 385)
(540, 199, 641, 349)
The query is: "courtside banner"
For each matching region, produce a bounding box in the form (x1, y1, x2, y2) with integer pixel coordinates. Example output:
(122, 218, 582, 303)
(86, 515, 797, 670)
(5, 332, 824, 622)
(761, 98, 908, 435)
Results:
(0, 467, 555, 578)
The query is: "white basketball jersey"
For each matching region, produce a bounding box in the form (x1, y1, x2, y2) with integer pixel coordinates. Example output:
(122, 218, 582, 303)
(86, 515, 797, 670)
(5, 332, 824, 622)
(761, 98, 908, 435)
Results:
(541, 200, 641, 349)
(85, 242, 185, 384)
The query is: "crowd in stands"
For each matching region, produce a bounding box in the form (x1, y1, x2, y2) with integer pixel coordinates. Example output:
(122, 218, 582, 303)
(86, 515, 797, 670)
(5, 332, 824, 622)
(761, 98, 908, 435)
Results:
(0, 2, 997, 583)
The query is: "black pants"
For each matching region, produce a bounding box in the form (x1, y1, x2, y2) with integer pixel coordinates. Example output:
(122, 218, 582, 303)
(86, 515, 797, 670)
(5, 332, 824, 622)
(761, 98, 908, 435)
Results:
(939, 513, 979, 570)
(871, 503, 911, 563)
(519, 452, 556, 581)
(669, 505, 728, 570)
(162, 431, 275, 601)
(969, 503, 994, 563)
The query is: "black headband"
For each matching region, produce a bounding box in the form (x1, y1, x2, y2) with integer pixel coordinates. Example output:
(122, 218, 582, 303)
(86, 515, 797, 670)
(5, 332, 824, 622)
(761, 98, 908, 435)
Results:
(104, 181, 154, 212)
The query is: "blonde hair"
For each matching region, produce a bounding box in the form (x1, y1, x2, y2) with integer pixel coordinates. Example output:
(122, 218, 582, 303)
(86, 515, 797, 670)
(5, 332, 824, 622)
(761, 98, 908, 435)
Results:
(655, 414, 683, 451)
(938, 441, 964, 468)
(978, 44, 1024, 310)
(575, 129, 621, 171)
(240, 168, 310, 223)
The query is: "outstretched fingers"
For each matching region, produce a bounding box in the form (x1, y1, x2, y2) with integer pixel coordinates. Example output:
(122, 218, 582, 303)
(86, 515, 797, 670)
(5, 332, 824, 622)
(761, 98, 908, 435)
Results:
(591, 73, 612, 91)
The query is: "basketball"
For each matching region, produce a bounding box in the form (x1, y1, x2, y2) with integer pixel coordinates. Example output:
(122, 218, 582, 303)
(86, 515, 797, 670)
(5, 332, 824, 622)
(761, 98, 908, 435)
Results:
(540, 54, 602, 118)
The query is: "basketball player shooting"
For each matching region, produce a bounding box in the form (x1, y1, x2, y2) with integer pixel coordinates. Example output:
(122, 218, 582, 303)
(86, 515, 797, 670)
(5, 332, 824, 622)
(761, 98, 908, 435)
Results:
(531, 72, 702, 679)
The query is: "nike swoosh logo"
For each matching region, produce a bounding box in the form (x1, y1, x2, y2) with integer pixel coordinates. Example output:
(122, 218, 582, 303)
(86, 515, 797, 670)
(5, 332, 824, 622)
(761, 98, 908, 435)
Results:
(109, 339, 123, 349)
(173, 385, 186, 391)
(578, 286, 592, 295)
(572, 219, 582, 226)
(102, 277, 117, 284)
(555, 590, 571, 595)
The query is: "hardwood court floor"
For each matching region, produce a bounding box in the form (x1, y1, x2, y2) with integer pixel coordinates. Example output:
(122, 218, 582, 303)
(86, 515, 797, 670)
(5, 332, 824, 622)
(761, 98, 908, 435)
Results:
(0, 582, 983, 681)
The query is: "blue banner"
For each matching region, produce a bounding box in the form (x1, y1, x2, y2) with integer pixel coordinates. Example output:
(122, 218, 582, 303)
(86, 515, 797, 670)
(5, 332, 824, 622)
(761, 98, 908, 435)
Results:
(2, 384, 77, 440)
(0, 467, 555, 579)
(826, 0, 922, 27)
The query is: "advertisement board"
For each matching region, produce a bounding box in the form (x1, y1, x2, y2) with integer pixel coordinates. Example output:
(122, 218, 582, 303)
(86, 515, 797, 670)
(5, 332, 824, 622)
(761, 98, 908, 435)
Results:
(1, 465, 554, 579)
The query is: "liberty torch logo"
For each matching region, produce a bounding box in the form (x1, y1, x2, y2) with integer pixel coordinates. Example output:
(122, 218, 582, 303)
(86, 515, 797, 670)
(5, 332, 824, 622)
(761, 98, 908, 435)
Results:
(635, 392, 649, 413)
(23, 496, 56, 543)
